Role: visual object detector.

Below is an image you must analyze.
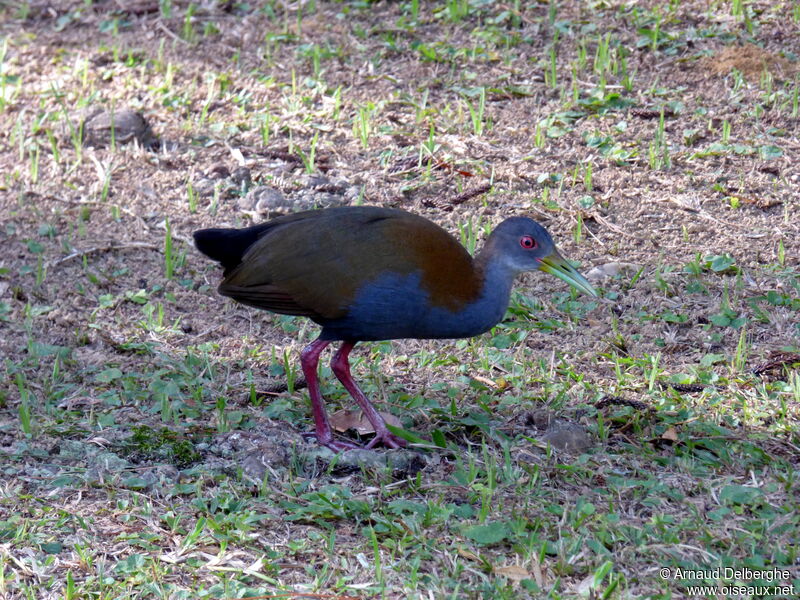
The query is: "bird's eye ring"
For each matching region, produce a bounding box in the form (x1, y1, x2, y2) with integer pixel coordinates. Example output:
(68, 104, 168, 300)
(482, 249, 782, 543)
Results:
(520, 235, 537, 249)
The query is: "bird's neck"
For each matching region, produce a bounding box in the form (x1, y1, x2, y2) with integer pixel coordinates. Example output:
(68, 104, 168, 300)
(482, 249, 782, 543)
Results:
(477, 247, 520, 295)
(474, 239, 522, 288)
(436, 247, 519, 336)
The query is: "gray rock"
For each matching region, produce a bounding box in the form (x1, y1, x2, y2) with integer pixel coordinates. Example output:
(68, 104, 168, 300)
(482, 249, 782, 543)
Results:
(238, 185, 288, 213)
(69, 108, 157, 148)
(238, 186, 346, 215)
(309, 191, 346, 209)
(586, 262, 643, 282)
(137, 464, 181, 488)
(524, 410, 594, 454)
(206, 163, 230, 180)
(298, 174, 330, 188)
(231, 166, 252, 187)
(539, 423, 593, 453)
(193, 177, 218, 197)
(344, 185, 363, 202)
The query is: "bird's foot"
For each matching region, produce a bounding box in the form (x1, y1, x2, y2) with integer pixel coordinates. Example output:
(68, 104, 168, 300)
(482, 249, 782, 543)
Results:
(364, 430, 407, 450)
(301, 431, 362, 452)
(302, 430, 406, 451)
(323, 438, 363, 452)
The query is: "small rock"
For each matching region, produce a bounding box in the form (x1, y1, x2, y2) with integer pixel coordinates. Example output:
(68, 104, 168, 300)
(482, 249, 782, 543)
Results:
(298, 173, 330, 188)
(238, 185, 287, 213)
(85, 451, 132, 485)
(137, 465, 181, 488)
(136, 183, 158, 200)
(309, 191, 346, 209)
(206, 163, 230, 180)
(539, 423, 593, 453)
(74, 108, 157, 148)
(240, 444, 292, 482)
(231, 166, 252, 187)
(238, 186, 347, 215)
(192, 177, 218, 197)
(526, 409, 555, 430)
(344, 185, 363, 202)
(301, 446, 429, 477)
(586, 262, 643, 282)
(266, 161, 294, 175)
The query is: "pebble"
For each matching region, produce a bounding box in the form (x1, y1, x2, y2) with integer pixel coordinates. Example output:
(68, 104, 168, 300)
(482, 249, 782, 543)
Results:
(75, 108, 157, 148)
(238, 185, 346, 215)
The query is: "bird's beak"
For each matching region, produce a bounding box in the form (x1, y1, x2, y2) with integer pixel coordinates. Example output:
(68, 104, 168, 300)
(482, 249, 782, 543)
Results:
(538, 250, 598, 297)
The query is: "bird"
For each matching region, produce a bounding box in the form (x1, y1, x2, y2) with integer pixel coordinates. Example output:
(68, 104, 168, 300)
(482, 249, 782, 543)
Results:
(194, 206, 597, 451)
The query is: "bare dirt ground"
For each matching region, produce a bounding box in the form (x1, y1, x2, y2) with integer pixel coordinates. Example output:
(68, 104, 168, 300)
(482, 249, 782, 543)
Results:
(0, 1, 798, 598)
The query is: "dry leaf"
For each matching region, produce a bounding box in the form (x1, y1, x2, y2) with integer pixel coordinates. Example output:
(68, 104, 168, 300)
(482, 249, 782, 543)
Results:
(585, 261, 643, 282)
(228, 146, 246, 166)
(471, 374, 499, 389)
(457, 548, 481, 561)
(494, 564, 530, 582)
(330, 409, 402, 435)
(531, 558, 545, 586)
(87, 436, 111, 448)
(574, 572, 598, 595)
(661, 427, 678, 442)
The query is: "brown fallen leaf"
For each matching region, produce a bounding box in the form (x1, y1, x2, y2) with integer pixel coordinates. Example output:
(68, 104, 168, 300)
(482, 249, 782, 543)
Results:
(329, 408, 402, 435)
(471, 374, 500, 389)
(661, 427, 678, 442)
(457, 548, 481, 562)
(494, 564, 531, 583)
(530, 558, 545, 586)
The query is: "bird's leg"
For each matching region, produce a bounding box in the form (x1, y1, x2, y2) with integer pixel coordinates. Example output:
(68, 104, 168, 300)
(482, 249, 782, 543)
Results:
(330, 341, 407, 450)
(300, 338, 360, 451)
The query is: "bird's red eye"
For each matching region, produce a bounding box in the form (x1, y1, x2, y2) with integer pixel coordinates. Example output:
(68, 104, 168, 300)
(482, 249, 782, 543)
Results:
(520, 235, 537, 249)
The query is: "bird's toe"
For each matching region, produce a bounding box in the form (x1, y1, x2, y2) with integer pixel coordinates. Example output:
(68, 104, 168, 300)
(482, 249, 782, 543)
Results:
(365, 431, 407, 450)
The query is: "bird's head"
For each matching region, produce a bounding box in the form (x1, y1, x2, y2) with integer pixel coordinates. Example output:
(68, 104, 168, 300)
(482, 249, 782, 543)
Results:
(486, 217, 597, 297)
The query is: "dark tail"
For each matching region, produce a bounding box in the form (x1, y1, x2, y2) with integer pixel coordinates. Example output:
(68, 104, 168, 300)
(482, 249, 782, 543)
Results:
(193, 223, 272, 274)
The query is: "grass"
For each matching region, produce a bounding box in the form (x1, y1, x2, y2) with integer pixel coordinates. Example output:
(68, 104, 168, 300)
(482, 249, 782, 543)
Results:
(0, 1, 798, 598)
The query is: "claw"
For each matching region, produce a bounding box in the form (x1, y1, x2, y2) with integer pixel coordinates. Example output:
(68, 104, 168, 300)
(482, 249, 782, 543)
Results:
(364, 431, 407, 450)
(300, 430, 362, 451)
(322, 438, 363, 452)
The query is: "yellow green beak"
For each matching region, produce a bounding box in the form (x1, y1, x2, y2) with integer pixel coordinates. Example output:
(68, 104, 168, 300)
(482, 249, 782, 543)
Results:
(538, 250, 597, 297)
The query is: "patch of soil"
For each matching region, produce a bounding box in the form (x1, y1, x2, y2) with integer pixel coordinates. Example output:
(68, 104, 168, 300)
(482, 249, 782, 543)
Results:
(700, 43, 797, 81)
